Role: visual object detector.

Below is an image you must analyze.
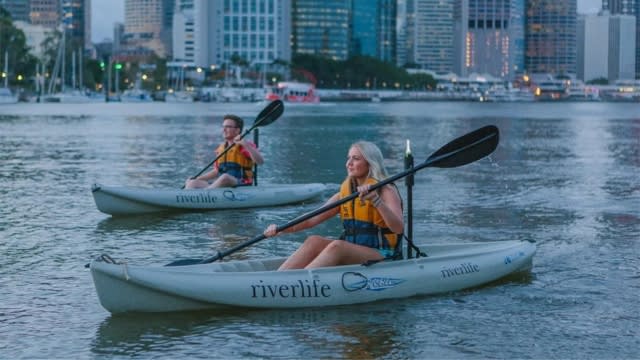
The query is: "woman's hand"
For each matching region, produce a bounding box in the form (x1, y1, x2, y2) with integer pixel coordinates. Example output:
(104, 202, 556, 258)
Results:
(264, 224, 278, 237)
(356, 184, 381, 205)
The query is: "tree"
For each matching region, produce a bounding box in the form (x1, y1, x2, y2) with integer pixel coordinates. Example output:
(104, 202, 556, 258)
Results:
(291, 54, 437, 90)
(0, 8, 38, 89)
(586, 77, 608, 85)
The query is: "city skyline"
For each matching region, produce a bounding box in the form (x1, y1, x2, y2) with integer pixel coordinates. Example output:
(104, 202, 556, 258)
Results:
(90, 0, 605, 43)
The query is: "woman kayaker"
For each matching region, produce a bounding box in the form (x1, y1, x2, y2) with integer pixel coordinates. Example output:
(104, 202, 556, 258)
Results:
(264, 141, 404, 270)
(185, 114, 264, 189)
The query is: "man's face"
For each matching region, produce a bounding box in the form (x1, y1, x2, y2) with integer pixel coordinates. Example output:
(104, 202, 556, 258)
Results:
(222, 119, 240, 140)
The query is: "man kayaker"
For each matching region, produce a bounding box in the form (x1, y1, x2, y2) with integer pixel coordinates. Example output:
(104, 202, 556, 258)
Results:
(184, 114, 264, 189)
(263, 141, 404, 270)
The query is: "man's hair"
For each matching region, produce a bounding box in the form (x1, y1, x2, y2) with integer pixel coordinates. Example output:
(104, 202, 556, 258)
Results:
(224, 114, 244, 131)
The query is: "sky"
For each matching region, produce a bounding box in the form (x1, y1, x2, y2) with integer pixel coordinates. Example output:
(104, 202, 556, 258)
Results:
(91, 0, 125, 42)
(90, 0, 604, 43)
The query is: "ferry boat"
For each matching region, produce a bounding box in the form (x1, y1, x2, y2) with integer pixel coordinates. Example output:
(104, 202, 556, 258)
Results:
(265, 81, 320, 103)
(483, 86, 535, 102)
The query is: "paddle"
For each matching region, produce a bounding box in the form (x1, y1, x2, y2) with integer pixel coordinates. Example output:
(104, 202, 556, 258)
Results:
(167, 125, 500, 266)
(183, 100, 284, 187)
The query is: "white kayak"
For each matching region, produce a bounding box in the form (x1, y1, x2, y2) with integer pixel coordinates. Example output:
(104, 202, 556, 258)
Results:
(90, 240, 536, 313)
(91, 183, 327, 216)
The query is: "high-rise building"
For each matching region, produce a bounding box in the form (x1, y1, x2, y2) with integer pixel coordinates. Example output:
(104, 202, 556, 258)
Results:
(62, 0, 90, 50)
(608, 14, 637, 81)
(193, 0, 291, 68)
(454, 0, 525, 79)
(525, 0, 577, 75)
(30, 0, 60, 29)
(405, 0, 455, 73)
(124, 0, 172, 57)
(350, 0, 396, 63)
(577, 13, 610, 81)
(395, 0, 408, 67)
(602, 0, 639, 78)
(292, 0, 350, 60)
(172, 1, 194, 64)
(0, 0, 30, 22)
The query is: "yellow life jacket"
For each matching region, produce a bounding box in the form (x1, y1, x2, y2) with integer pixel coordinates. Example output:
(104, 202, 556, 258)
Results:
(215, 142, 255, 184)
(338, 177, 400, 251)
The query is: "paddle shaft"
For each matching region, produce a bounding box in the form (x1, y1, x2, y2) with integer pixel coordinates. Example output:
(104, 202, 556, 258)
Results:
(167, 125, 499, 266)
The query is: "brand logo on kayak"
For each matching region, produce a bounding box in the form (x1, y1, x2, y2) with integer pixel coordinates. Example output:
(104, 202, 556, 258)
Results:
(440, 262, 480, 278)
(251, 279, 331, 299)
(223, 190, 250, 201)
(175, 192, 218, 204)
(341, 272, 405, 292)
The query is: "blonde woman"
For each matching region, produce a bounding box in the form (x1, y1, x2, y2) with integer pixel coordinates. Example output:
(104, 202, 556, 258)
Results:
(264, 141, 403, 270)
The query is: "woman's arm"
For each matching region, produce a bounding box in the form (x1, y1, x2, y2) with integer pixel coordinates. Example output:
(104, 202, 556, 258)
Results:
(371, 185, 404, 234)
(265, 193, 341, 237)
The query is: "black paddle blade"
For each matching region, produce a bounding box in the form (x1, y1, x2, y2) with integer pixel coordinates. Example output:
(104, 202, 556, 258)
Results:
(426, 125, 499, 168)
(254, 100, 284, 127)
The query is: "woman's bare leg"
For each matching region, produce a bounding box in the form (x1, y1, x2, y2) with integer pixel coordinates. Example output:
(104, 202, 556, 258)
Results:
(304, 240, 383, 269)
(278, 235, 332, 270)
(185, 179, 210, 189)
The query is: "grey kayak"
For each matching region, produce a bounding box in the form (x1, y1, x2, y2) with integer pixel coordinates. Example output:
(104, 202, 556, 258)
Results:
(91, 183, 327, 216)
(90, 240, 536, 313)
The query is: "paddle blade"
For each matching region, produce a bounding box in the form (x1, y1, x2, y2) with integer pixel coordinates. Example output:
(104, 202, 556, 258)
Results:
(426, 125, 499, 168)
(254, 100, 284, 127)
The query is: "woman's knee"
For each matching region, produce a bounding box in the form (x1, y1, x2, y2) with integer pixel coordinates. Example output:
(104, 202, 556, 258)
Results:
(301, 235, 330, 250)
(322, 240, 349, 256)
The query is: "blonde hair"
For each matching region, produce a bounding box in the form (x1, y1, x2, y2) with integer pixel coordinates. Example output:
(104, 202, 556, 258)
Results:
(349, 141, 389, 181)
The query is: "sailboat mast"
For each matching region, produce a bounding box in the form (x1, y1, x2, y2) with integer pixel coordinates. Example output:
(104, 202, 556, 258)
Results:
(3, 51, 8, 88)
(78, 48, 83, 91)
(72, 50, 76, 90)
(61, 27, 66, 92)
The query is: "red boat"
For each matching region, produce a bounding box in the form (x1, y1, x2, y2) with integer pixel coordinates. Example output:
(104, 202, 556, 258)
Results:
(265, 81, 320, 103)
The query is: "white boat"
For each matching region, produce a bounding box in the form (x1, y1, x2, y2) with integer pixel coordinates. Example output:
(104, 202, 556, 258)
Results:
(164, 90, 194, 103)
(90, 240, 536, 313)
(91, 183, 327, 216)
(0, 87, 18, 104)
(565, 80, 600, 101)
(266, 81, 320, 103)
(120, 88, 153, 102)
(1, 51, 18, 104)
(483, 86, 535, 102)
(43, 89, 100, 103)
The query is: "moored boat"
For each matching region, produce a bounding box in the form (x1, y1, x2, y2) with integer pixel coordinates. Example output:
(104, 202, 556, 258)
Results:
(90, 240, 536, 313)
(91, 183, 327, 216)
(265, 81, 320, 103)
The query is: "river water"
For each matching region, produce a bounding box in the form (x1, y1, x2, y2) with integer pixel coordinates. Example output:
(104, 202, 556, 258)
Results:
(1, 101, 638, 359)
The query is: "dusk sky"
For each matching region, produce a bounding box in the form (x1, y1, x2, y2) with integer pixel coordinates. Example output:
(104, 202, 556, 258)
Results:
(90, 0, 604, 43)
